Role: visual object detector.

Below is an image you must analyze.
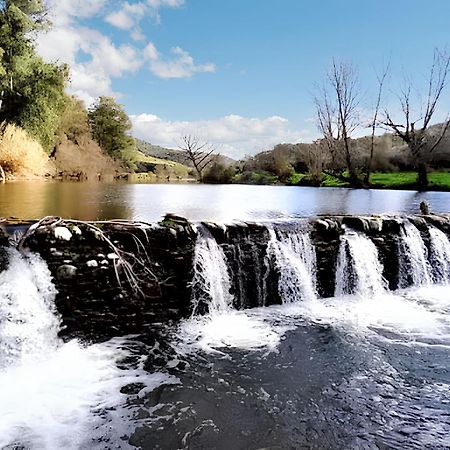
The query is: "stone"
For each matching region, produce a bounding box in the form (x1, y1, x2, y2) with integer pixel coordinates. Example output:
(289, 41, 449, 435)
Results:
(57, 264, 77, 280)
(54, 226, 72, 241)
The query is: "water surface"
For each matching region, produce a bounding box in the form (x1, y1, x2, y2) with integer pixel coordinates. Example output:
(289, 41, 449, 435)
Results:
(0, 181, 449, 222)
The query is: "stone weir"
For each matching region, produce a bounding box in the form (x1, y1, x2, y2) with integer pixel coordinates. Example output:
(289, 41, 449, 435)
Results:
(1, 213, 450, 342)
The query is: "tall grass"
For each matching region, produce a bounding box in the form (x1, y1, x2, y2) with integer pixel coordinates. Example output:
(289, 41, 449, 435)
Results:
(0, 123, 49, 177)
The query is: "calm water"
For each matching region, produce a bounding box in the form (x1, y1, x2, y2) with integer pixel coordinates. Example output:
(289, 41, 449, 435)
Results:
(0, 181, 449, 222)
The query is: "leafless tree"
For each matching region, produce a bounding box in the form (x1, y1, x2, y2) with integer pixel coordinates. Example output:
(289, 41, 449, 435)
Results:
(315, 60, 361, 184)
(364, 63, 390, 185)
(178, 134, 217, 182)
(381, 49, 450, 189)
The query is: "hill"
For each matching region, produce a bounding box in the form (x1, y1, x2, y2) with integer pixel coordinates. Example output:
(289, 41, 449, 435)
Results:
(135, 139, 235, 168)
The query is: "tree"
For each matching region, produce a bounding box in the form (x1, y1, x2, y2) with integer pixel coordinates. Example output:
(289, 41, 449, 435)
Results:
(364, 63, 389, 185)
(88, 96, 136, 164)
(0, 0, 67, 152)
(178, 134, 217, 181)
(382, 49, 450, 189)
(315, 60, 361, 184)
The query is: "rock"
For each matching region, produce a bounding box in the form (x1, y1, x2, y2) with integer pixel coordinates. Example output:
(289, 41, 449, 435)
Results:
(54, 226, 72, 241)
(420, 201, 429, 215)
(57, 264, 77, 280)
(342, 216, 368, 232)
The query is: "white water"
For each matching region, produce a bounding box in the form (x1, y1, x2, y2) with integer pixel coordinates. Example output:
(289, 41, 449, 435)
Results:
(399, 222, 432, 287)
(335, 231, 386, 297)
(428, 225, 450, 284)
(179, 225, 281, 353)
(266, 224, 317, 303)
(0, 249, 59, 369)
(190, 225, 234, 315)
(0, 250, 176, 449)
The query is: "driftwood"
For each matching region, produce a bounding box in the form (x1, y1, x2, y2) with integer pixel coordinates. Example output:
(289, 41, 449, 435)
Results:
(0, 165, 5, 183)
(18, 216, 159, 296)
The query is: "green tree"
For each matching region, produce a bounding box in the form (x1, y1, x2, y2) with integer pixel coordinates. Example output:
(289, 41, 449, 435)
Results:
(0, 0, 68, 152)
(88, 96, 136, 164)
(58, 95, 91, 145)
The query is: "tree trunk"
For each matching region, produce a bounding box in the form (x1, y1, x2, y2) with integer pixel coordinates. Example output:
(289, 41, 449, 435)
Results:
(417, 162, 429, 191)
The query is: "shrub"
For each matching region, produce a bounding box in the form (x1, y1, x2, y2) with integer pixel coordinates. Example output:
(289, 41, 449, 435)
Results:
(0, 122, 49, 176)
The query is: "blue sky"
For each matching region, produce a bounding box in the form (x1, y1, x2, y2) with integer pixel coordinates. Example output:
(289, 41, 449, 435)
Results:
(37, 0, 450, 158)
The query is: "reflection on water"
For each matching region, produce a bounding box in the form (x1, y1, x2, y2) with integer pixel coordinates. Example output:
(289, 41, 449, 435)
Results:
(0, 181, 449, 222)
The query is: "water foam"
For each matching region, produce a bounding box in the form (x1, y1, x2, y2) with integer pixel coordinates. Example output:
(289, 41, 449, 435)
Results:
(335, 230, 386, 297)
(0, 250, 177, 449)
(179, 225, 281, 353)
(428, 225, 450, 284)
(266, 223, 317, 303)
(398, 221, 432, 287)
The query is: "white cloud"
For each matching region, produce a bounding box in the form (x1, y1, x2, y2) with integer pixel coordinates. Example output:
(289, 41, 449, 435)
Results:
(37, 0, 215, 104)
(131, 113, 314, 158)
(47, 0, 107, 26)
(105, 2, 147, 30)
(143, 42, 159, 60)
(37, 25, 143, 105)
(147, 46, 215, 79)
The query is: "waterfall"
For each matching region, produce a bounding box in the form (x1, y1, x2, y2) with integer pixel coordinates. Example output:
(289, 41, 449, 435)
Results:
(398, 222, 432, 288)
(335, 230, 386, 297)
(0, 249, 59, 369)
(0, 249, 177, 449)
(428, 225, 450, 284)
(266, 223, 317, 303)
(190, 225, 233, 315)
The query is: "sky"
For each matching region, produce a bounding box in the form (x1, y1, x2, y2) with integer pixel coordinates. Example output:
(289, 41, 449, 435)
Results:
(37, 0, 450, 159)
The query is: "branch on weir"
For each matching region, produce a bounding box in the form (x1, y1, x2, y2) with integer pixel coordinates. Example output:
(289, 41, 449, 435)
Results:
(18, 217, 160, 296)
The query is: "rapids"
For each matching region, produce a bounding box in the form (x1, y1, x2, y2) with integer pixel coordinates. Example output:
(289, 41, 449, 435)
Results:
(1, 216, 450, 448)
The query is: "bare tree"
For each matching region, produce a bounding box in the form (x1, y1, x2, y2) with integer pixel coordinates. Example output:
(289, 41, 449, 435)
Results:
(382, 49, 450, 189)
(315, 60, 361, 184)
(364, 63, 390, 185)
(178, 134, 217, 182)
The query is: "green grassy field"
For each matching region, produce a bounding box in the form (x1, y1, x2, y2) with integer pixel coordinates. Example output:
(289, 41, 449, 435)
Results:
(370, 171, 450, 190)
(285, 170, 450, 190)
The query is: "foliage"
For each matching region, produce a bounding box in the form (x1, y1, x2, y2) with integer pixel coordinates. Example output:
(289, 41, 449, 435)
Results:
(234, 170, 278, 185)
(57, 96, 91, 145)
(203, 161, 235, 183)
(0, 122, 49, 176)
(0, 0, 68, 152)
(88, 96, 136, 166)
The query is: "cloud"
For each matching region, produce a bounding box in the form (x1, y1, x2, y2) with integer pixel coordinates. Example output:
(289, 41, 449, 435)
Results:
(146, 46, 216, 79)
(36, 0, 214, 104)
(37, 25, 143, 105)
(105, 2, 147, 30)
(131, 113, 315, 158)
(106, 0, 184, 30)
(47, 0, 107, 26)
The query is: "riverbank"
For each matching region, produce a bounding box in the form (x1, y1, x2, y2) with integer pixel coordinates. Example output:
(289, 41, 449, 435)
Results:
(284, 171, 450, 191)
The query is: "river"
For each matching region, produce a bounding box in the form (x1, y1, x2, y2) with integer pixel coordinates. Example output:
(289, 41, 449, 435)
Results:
(0, 181, 449, 221)
(1, 184, 450, 449)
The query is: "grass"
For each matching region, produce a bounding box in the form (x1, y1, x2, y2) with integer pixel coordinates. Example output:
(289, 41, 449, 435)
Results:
(370, 171, 450, 190)
(286, 170, 450, 191)
(0, 123, 49, 177)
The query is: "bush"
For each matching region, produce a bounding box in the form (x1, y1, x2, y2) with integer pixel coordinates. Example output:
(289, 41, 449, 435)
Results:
(0, 122, 49, 176)
(203, 162, 235, 183)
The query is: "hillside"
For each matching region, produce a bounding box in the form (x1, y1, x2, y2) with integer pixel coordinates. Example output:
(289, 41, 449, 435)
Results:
(129, 146, 195, 182)
(135, 139, 235, 168)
